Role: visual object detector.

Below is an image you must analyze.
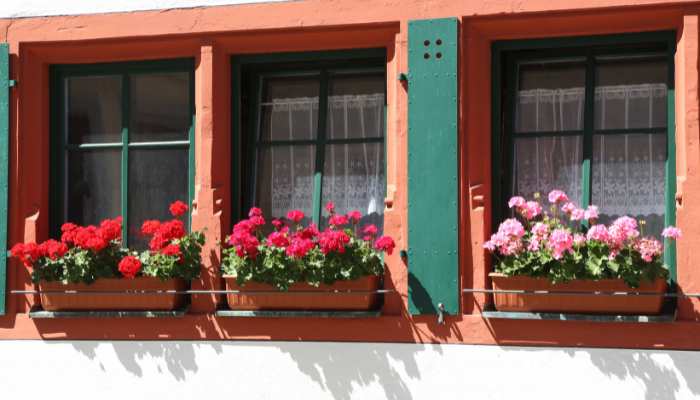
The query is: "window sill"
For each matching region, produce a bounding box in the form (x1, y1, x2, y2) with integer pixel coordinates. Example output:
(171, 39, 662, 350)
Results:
(214, 310, 382, 318)
(481, 305, 676, 323)
(28, 307, 188, 319)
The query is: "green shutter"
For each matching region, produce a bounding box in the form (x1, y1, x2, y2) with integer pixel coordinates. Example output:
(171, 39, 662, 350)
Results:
(0, 44, 9, 315)
(407, 18, 459, 315)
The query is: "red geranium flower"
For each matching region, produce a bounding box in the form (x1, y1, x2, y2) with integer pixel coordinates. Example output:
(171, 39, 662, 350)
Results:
(10, 242, 41, 267)
(141, 220, 161, 235)
(318, 229, 350, 254)
(267, 231, 290, 248)
(374, 236, 396, 255)
(60, 223, 79, 244)
(118, 256, 142, 279)
(329, 214, 348, 227)
(325, 201, 335, 214)
(169, 200, 189, 217)
(161, 244, 183, 262)
(99, 217, 122, 242)
(271, 219, 286, 231)
(286, 210, 305, 224)
(361, 224, 378, 241)
(248, 207, 263, 218)
(347, 210, 362, 225)
(39, 239, 69, 260)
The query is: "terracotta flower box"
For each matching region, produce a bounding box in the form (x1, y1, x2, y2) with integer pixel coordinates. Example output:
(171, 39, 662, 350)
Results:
(223, 275, 381, 311)
(39, 277, 187, 311)
(489, 272, 667, 315)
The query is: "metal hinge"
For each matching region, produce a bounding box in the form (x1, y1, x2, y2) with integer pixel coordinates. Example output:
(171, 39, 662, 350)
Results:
(437, 302, 446, 325)
(8, 80, 16, 87)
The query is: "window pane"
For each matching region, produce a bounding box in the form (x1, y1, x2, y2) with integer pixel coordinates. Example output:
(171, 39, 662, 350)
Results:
(128, 148, 188, 248)
(595, 56, 667, 130)
(260, 77, 319, 142)
(66, 149, 121, 226)
(512, 136, 583, 207)
(321, 143, 385, 231)
(592, 133, 666, 237)
(130, 72, 191, 142)
(515, 60, 585, 132)
(327, 74, 385, 139)
(256, 145, 315, 222)
(67, 75, 122, 144)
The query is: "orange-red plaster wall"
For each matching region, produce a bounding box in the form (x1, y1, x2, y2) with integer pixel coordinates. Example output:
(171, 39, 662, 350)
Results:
(2, 0, 700, 348)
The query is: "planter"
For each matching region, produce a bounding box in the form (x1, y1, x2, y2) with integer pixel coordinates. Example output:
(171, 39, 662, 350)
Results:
(489, 273, 667, 314)
(39, 277, 187, 311)
(223, 275, 381, 311)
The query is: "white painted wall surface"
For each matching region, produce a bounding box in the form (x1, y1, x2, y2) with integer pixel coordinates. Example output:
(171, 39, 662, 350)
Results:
(1, 341, 699, 399)
(0, 0, 291, 18)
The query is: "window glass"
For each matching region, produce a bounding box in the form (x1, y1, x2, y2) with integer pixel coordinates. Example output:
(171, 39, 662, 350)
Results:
(592, 133, 666, 236)
(130, 72, 191, 142)
(327, 74, 385, 139)
(322, 142, 385, 230)
(515, 60, 585, 132)
(66, 149, 121, 226)
(505, 49, 669, 239)
(128, 147, 189, 248)
(248, 68, 386, 231)
(259, 76, 319, 142)
(595, 56, 667, 130)
(512, 136, 583, 207)
(58, 62, 193, 246)
(256, 145, 316, 223)
(67, 75, 122, 144)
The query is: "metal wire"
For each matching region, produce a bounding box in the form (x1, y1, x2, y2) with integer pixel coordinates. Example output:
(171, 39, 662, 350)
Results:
(462, 288, 699, 298)
(11, 289, 395, 296)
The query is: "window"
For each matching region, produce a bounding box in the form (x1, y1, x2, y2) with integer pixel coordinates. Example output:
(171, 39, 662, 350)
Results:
(51, 59, 195, 247)
(497, 36, 674, 239)
(236, 52, 387, 231)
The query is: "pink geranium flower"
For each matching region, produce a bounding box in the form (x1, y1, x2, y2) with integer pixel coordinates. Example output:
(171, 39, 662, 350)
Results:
(548, 190, 569, 204)
(662, 226, 682, 240)
(547, 228, 573, 260)
(584, 205, 599, 221)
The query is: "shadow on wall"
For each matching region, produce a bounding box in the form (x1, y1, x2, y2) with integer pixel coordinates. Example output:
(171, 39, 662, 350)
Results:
(273, 341, 436, 400)
(502, 346, 700, 400)
(65, 340, 433, 399)
(69, 341, 223, 381)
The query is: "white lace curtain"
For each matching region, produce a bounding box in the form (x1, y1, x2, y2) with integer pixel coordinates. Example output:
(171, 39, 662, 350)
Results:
(261, 93, 385, 227)
(514, 83, 667, 234)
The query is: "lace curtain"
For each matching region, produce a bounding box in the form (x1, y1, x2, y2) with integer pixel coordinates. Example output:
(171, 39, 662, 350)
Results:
(259, 92, 385, 229)
(514, 83, 667, 235)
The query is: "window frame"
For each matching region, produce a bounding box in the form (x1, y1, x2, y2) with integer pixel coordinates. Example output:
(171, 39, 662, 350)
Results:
(492, 31, 678, 282)
(231, 49, 388, 226)
(49, 58, 196, 245)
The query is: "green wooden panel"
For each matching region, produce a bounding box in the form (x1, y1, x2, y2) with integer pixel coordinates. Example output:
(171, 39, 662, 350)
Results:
(0, 44, 9, 315)
(407, 18, 459, 315)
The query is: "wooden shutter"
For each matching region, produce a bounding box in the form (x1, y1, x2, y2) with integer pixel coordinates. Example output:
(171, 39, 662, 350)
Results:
(407, 19, 459, 315)
(0, 43, 9, 315)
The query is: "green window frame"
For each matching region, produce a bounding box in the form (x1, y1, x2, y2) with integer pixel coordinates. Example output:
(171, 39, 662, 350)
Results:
(492, 31, 677, 281)
(232, 49, 387, 225)
(50, 58, 196, 245)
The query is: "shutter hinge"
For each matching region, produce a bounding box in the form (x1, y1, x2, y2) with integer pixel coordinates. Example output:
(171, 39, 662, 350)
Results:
(8, 80, 16, 88)
(398, 73, 408, 82)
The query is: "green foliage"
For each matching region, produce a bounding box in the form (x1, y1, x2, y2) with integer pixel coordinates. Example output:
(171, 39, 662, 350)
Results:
(491, 220, 669, 288)
(221, 231, 384, 291)
(30, 242, 126, 284)
(140, 231, 206, 281)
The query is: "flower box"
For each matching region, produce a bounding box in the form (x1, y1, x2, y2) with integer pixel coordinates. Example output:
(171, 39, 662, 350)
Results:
(39, 277, 187, 311)
(223, 275, 381, 311)
(489, 272, 667, 314)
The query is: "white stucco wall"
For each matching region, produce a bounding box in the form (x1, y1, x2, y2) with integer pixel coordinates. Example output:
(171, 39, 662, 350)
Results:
(0, 0, 291, 18)
(1, 341, 699, 399)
